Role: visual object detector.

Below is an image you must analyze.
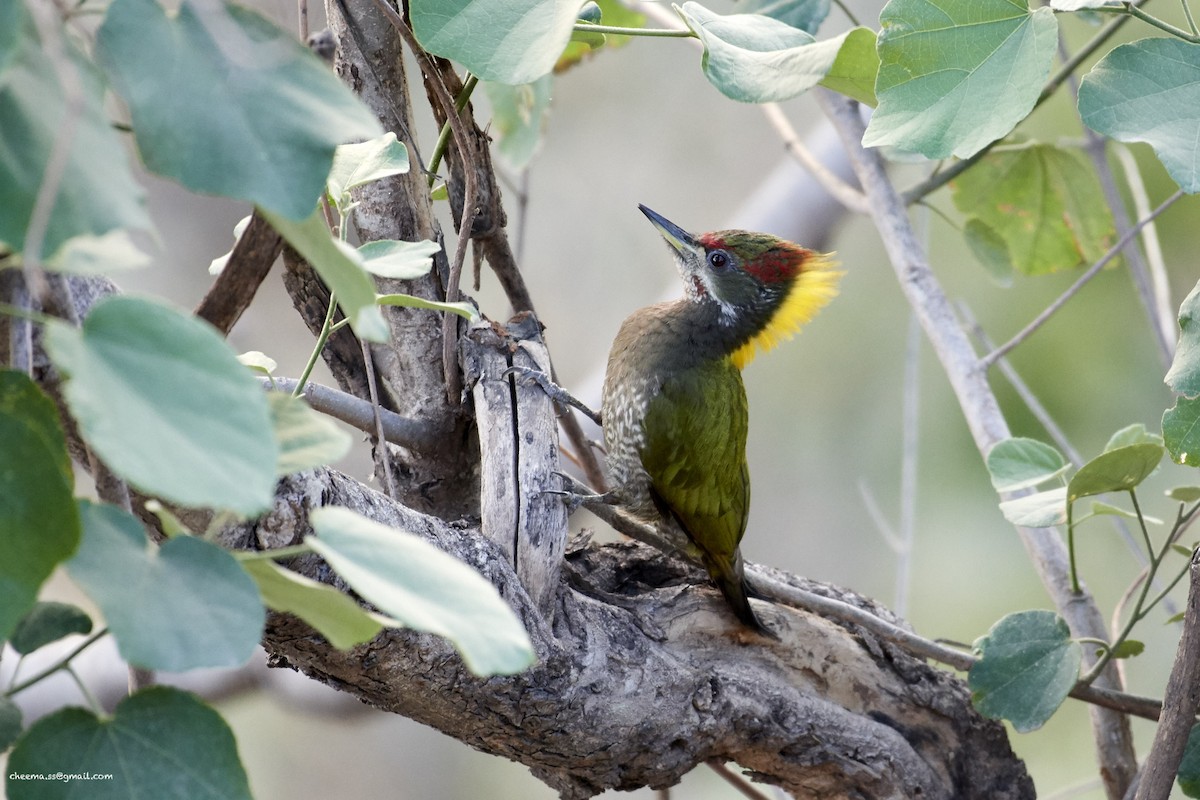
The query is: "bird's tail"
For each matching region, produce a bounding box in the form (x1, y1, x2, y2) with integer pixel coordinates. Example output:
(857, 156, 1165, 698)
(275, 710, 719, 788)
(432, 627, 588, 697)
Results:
(706, 551, 776, 638)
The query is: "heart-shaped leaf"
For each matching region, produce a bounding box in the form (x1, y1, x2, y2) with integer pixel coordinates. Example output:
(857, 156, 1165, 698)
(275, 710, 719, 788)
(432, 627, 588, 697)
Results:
(67, 501, 263, 671)
(1079, 38, 1200, 193)
(864, 0, 1058, 159)
(96, 0, 381, 219)
(970, 609, 1080, 732)
(44, 296, 278, 515)
(986, 437, 1069, 492)
(7, 687, 251, 800)
(410, 0, 580, 84)
(9, 601, 93, 656)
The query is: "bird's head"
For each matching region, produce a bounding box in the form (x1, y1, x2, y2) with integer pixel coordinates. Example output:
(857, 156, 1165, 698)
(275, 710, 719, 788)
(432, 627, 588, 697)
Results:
(639, 204, 842, 368)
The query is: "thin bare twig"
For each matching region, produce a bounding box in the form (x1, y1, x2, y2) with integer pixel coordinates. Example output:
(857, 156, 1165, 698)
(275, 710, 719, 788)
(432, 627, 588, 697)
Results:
(982, 189, 1184, 368)
(1114, 144, 1175, 353)
(360, 338, 397, 497)
(261, 376, 441, 454)
(760, 103, 869, 215)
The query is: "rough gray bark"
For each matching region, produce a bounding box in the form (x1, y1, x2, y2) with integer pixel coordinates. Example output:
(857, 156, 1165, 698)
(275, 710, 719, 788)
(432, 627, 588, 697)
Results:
(28, 272, 1035, 798)
(241, 470, 1033, 800)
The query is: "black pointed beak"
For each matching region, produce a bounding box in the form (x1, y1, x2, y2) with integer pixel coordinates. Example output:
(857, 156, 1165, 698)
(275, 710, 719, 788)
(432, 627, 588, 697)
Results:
(638, 205, 700, 256)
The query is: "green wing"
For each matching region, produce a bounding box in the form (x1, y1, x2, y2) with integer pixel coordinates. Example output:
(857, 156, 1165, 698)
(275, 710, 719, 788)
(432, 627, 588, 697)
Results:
(640, 358, 750, 562)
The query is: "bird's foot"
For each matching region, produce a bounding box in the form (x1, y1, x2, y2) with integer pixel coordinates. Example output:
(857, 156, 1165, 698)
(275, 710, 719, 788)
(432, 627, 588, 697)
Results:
(502, 366, 602, 426)
(544, 470, 614, 513)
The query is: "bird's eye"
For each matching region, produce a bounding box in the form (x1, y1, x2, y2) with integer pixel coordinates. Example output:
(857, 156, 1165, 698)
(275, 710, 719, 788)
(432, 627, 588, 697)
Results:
(707, 251, 730, 270)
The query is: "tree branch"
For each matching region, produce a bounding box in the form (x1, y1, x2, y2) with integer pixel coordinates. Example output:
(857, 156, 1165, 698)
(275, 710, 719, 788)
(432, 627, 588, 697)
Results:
(195, 211, 282, 335)
(1134, 551, 1200, 800)
(816, 89, 1138, 800)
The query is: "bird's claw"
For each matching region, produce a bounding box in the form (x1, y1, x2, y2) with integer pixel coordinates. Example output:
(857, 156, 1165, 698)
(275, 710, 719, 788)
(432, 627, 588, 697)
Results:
(502, 366, 602, 425)
(543, 470, 612, 513)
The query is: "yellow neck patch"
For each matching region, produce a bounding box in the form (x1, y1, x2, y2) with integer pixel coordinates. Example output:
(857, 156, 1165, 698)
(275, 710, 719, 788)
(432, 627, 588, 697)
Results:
(731, 252, 842, 370)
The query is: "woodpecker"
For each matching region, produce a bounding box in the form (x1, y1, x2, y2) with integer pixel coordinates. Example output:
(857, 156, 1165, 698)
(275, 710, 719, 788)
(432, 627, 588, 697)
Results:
(601, 205, 841, 633)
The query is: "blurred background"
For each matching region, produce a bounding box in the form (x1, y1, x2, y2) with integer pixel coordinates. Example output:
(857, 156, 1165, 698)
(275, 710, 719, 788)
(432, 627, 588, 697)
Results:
(6, 0, 1200, 797)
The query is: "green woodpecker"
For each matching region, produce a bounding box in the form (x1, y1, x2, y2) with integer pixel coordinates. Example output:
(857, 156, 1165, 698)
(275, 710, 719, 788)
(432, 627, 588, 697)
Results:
(601, 205, 841, 633)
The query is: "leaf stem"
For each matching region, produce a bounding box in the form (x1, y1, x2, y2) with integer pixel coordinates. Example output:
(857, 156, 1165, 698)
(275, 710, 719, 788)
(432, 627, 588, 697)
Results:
(427, 73, 479, 188)
(294, 289, 340, 397)
(1068, 499, 1082, 594)
(5, 628, 109, 697)
(1081, 490, 1186, 685)
(235, 543, 313, 561)
(1115, 2, 1200, 42)
(573, 22, 695, 37)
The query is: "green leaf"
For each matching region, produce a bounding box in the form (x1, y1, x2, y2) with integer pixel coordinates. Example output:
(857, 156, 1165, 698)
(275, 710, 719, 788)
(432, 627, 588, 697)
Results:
(6, 686, 251, 800)
(0, 696, 20, 754)
(377, 292, 479, 320)
(259, 206, 388, 342)
(0, 2, 20, 82)
(1079, 38, 1200, 193)
(678, 3, 854, 103)
(43, 296, 278, 515)
(1168, 486, 1200, 503)
(67, 501, 263, 671)
(482, 78, 553, 172)
(238, 350, 277, 376)
(96, 0, 381, 219)
(1090, 500, 1161, 525)
(410, 0, 581, 84)
(0, 2, 150, 257)
(969, 610, 1081, 732)
(557, 0, 644, 70)
(733, 0, 830, 33)
(327, 132, 410, 212)
(43, 230, 152, 274)
(1068, 443, 1164, 500)
(1166, 280, 1200, 396)
(986, 437, 1069, 492)
(1108, 639, 1144, 659)
(817, 26, 879, 107)
(1179, 723, 1200, 797)
(358, 239, 440, 279)
(1165, 395, 1200, 467)
(951, 144, 1116, 275)
(863, 0, 1058, 159)
(308, 507, 535, 676)
(0, 370, 79, 642)
(998, 487, 1067, 527)
(9, 602, 93, 656)
(267, 392, 352, 475)
(963, 218, 1013, 285)
(1105, 423, 1163, 451)
(242, 559, 387, 650)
